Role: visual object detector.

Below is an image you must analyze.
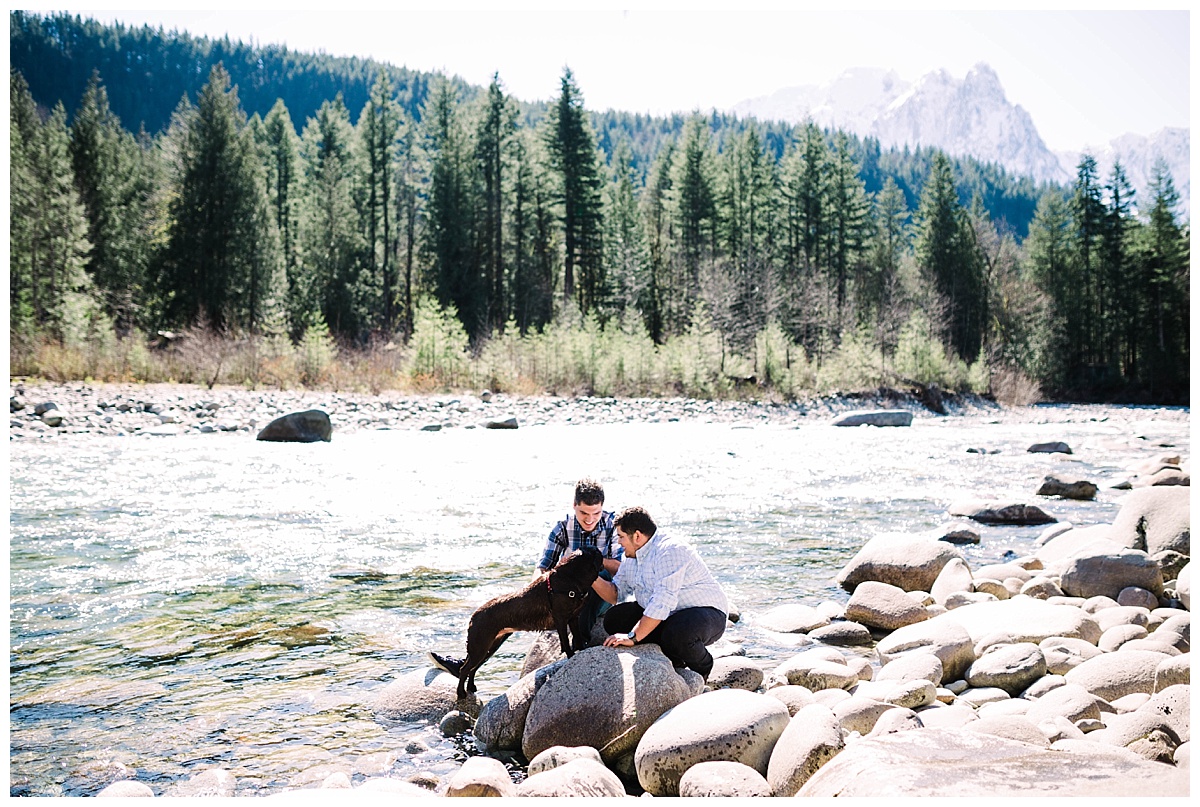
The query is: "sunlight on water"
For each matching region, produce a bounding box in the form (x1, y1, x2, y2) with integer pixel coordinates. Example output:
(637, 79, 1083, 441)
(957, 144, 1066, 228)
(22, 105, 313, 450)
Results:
(8, 409, 1188, 795)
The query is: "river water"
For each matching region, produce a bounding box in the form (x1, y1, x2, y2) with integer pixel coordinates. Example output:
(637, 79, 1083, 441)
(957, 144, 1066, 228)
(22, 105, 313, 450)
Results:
(7, 404, 1189, 795)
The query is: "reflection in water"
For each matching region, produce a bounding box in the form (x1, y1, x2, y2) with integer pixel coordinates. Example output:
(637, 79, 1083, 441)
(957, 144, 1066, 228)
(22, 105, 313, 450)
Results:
(8, 410, 1187, 794)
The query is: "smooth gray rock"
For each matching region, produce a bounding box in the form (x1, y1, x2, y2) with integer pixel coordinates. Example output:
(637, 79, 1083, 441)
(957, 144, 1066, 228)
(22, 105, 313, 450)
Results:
(765, 703, 844, 796)
(844, 580, 931, 630)
(96, 781, 154, 797)
(965, 643, 1047, 695)
(678, 760, 771, 797)
(634, 688, 790, 796)
(1090, 684, 1191, 747)
(765, 685, 815, 716)
(771, 648, 860, 691)
(1039, 636, 1104, 675)
(948, 499, 1057, 525)
(836, 536, 963, 593)
(939, 597, 1101, 647)
(526, 744, 603, 776)
(1098, 623, 1148, 653)
(256, 409, 332, 442)
(1117, 586, 1160, 610)
(940, 528, 981, 544)
(851, 678, 936, 709)
(162, 769, 236, 797)
(484, 416, 519, 429)
(877, 651, 944, 686)
(930, 557, 974, 606)
(522, 644, 691, 763)
(707, 656, 764, 691)
(1024, 682, 1106, 725)
(1028, 441, 1072, 454)
(1110, 487, 1190, 555)
(1177, 562, 1191, 611)
(833, 696, 902, 736)
(1064, 649, 1173, 700)
(1060, 547, 1164, 599)
(808, 620, 874, 646)
(1153, 653, 1190, 691)
(832, 409, 912, 427)
(876, 617, 976, 682)
(867, 706, 924, 736)
(515, 758, 624, 797)
(373, 668, 479, 722)
(757, 603, 830, 633)
(965, 714, 1051, 747)
(445, 756, 515, 797)
(798, 727, 1187, 796)
(1036, 475, 1097, 500)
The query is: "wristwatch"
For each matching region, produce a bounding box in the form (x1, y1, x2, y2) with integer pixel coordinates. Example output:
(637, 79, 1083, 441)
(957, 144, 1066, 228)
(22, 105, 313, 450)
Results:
(626, 629, 638, 644)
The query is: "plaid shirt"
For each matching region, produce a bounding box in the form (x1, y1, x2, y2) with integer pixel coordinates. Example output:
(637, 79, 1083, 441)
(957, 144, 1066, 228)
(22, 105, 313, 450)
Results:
(536, 510, 621, 571)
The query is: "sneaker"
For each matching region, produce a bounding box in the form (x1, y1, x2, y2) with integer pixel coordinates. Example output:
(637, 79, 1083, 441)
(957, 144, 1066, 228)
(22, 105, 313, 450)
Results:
(428, 651, 464, 676)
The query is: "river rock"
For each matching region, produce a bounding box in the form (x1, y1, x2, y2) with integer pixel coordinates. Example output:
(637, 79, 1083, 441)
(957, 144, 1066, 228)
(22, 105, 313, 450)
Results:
(373, 667, 478, 722)
(520, 630, 567, 676)
(1098, 624, 1148, 653)
(163, 769, 236, 797)
(1116, 586, 1160, 610)
(832, 696, 901, 736)
(965, 643, 1047, 695)
(1064, 649, 1173, 700)
(1028, 441, 1072, 454)
(943, 597, 1101, 650)
(798, 727, 1187, 796)
(445, 755, 515, 797)
(836, 536, 963, 593)
(522, 644, 691, 763)
(876, 618, 975, 682)
(764, 703, 844, 796)
(868, 706, 924, 737)
(843, 580, 930, 630)
(355, 777, 435, 794)
(808, 620, 874, 646)
(707, 656, 764, 691)
(914, 702, 978, 729)
(483, 416, 519, 429)
(1024, 682, 1106, 725)
(771, 648, 860, 691)
(765, 685, 815, 716)
(757, 603, 830, 633)
(439, 709, 472, 736)
(1154, 654, 1190, 691)
(876, 651, 943, 686)
(515, 758, 624, 797)
(256, 409, 332, 442)
(527, 744, 603, 776)
(1090, 684, 1190, 748)
(678, 760, 771, 797)
(1035, 525, 1122, 567)
(634, 688, 790, 796)
(1059, 547, 1164, 600)
(940, 528, 981, 544)
(832, 409, 912, 427)
(96, 781, 154, 797)
(947, 499, 1057, 525)
(966, 714, 1050, 747)
(930, 557, 974, 606)
(851, 678, 936, 709)
(1037, 474, 1098, 500)
(1109, 486, 1190, 555)
(1178, 563, 1191, 611)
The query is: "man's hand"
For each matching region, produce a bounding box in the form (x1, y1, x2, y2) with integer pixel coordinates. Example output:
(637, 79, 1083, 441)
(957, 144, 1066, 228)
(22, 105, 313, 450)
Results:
(603, 634, 635, 648)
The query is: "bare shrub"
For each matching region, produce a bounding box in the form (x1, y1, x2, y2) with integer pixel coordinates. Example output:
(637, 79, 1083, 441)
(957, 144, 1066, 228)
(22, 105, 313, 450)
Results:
(989, 364, 1042, 406)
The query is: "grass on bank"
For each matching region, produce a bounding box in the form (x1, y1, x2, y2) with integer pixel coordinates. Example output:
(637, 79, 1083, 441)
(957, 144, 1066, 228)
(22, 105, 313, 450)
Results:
(9, 298, 1040, 405)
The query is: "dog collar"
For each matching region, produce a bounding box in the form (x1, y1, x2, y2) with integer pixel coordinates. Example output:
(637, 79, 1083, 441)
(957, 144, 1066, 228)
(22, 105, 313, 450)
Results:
(546, 577, 580, 598)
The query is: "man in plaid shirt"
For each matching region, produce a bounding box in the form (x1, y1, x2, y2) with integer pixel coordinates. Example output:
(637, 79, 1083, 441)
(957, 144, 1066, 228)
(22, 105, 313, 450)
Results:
(429, 478, 622, 676)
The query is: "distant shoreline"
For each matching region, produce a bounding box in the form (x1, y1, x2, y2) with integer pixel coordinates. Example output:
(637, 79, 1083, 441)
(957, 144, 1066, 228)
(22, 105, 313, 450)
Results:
(8, 380, 1189, 442)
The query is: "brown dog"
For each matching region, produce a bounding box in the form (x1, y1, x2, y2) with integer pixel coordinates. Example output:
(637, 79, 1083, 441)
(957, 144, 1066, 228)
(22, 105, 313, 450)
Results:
(455, 546, 604, 699)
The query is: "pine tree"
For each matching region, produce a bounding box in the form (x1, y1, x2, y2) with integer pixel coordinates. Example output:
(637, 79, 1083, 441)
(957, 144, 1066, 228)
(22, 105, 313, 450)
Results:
(474, 74, 517, 333)
(1070, 154, 1106, 372)
(863, 177, 909, 351)
(510, 129, 556, 334)
(639, 142, 674, 343)
(545, 68, 605, 314)
(823, 132, 872, 327)
(1136, 160, 1189, 396)
(358, 72, 403, 333)
(261, 99, 302, 326)
(669, 116, 717, 310)
(603, 139, 649, 324)
(1025, 189, 1074, 388)
(1102, 160, 1136, 376)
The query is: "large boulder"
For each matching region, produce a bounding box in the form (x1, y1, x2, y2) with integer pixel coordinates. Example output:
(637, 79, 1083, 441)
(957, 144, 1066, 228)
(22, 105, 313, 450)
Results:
(798, 727, 1187, 796)
(836, 536, 963, 593)
(373, 668, 479, 721)
(1090, 684, 1190, 748)
(875, 651, 944, 686)
(707, 656, 764, 691)
(474, 659, 566, 752)
(832, 410, 913, 427)
(965, 643, 1047, 695)
(1059, 547, 1164, 600)
(943, 597, 1101, 646)
(766, 703, 845, 796)
(515, 758, 625, 797)
(677, 761, 771, 797)
(876, 618, 976, 682)
(1064, 649, 1174, 700)
(930, 557, 974, 606)
(633, 689, 791, 796)
(1109, 487, 1190, 556)
(1035, 525, 1122, 566)
(256, 409, 332, 442)
(444, 756, 515, 797)
(757, 603, 830, 633)
(1024, 682, 1106, 725)
(947, 500, 1057, 526)
(522, 644, 692, 764)
(843, 580, 930, 630)
(1028, 441, 1072, 454)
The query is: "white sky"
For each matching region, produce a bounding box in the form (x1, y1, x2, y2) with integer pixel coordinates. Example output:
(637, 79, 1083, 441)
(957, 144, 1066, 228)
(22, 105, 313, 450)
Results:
(27, 2, 1195, 152)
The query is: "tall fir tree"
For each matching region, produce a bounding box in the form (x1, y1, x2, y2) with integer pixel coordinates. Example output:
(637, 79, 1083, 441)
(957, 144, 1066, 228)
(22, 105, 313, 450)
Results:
(357, 72, 403, 333)
(260, 99, 303, 329)
(603, 139, 650, 325)
(473, 74, 517, 334)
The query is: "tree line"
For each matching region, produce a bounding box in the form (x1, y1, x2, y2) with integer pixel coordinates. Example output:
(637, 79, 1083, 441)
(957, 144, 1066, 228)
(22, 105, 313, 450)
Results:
(8, 42, 1190, 402)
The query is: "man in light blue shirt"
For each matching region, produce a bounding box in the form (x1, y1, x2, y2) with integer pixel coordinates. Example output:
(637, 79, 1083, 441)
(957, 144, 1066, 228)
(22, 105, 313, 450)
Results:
(593, 506, 728, 679)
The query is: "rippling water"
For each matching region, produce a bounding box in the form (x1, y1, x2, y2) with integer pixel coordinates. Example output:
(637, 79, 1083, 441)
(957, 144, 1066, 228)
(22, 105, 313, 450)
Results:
(8, 406, 1188, 795)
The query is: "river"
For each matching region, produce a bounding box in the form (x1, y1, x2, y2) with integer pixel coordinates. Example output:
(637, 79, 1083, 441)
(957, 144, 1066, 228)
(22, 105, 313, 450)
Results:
(7, 403, 1188, 795)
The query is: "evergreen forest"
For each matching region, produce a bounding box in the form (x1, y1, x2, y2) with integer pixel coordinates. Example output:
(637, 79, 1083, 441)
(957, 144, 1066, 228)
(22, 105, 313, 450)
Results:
(8, 12, 1191, 403)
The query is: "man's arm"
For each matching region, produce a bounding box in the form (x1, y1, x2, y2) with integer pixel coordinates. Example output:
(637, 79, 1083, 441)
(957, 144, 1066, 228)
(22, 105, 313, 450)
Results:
(591, 575, 618, 604)
(601, 557, 620, 575)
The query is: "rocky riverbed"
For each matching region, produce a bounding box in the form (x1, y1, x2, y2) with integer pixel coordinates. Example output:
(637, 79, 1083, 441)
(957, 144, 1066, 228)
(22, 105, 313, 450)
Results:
(9, 380, 1009, 440)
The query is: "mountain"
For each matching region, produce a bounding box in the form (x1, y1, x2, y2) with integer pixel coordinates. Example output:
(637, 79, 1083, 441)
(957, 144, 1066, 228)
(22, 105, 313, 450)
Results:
(733, 63, 1190, 220)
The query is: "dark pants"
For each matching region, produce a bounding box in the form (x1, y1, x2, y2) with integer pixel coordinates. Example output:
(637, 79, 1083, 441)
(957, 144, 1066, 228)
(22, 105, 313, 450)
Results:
(577, 569, 613, 645)
(603, 601, 726, 677)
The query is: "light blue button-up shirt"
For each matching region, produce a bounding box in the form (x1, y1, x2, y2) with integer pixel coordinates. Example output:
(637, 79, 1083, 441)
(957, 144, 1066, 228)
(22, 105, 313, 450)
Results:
(612, 531, 728, 621)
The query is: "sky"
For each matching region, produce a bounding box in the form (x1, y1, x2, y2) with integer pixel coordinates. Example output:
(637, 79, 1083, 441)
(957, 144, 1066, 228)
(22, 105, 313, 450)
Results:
(32, 3, 1194, 152)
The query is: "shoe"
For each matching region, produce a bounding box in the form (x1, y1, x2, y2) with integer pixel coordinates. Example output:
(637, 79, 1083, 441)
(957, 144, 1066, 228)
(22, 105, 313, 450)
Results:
(429, 651, 464, 676)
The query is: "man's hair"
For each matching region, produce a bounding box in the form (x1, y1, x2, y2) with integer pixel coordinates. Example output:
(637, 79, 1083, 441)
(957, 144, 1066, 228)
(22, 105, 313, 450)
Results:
(574, 478, 605, 506)
(614, 506, 656, 537)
